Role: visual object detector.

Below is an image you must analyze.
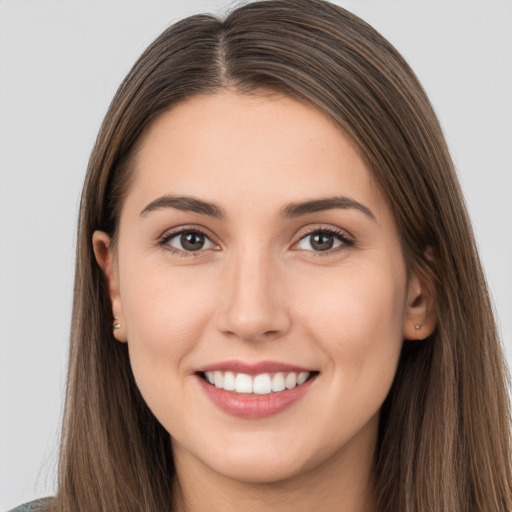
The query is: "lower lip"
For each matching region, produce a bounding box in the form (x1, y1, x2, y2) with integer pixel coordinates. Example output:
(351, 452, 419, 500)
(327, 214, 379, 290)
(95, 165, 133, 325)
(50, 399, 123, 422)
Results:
(197, 374, 317, 419)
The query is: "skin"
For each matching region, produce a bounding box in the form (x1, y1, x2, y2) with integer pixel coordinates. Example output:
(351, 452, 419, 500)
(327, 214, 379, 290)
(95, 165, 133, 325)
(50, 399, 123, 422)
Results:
(93, 90, 436, 512)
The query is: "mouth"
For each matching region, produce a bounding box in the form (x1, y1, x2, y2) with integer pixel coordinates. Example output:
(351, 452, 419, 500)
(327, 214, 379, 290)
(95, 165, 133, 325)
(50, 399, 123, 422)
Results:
(195, 363, 319, 418)
(198, 370, 318, 395)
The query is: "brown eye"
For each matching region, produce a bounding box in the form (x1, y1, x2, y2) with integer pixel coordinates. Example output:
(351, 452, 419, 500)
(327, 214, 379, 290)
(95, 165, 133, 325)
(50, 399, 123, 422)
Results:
(180, 232, 206, 251)
(296, 229, 352, 253)
(164, 230, 216, 253)
(310, 233, 334, 251)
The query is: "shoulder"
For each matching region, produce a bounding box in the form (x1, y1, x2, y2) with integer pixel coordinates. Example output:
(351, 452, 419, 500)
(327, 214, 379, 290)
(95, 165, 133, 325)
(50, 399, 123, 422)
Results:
(6, 498, 52, 512)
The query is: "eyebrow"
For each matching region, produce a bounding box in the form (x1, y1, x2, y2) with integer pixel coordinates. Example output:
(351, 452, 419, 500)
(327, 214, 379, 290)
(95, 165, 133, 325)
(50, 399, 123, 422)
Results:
(140, 195, 225, 218)
(139, 194, 375, 221)
(281, 196, 375, 220)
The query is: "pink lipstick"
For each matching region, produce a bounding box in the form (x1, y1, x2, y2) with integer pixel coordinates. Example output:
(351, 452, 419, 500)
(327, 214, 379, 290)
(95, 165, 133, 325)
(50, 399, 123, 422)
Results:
(196, 360, 318, 418)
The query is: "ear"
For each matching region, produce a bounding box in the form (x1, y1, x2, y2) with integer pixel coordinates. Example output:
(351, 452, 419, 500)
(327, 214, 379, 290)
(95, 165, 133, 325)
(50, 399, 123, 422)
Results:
(403, 266, 437, 341)
(92, 231, 127, 342)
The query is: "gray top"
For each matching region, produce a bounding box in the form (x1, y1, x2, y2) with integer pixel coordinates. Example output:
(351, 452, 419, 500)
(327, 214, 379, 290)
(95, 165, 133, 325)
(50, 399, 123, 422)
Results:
(6, 498, 51, 512)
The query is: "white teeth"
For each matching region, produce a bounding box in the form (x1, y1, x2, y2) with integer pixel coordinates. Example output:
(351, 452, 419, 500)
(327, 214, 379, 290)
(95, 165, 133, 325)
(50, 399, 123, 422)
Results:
(253, 374, 272, 394)
(271, 372, 286, 392)
(203, 371, 311, 394)
(223, 371, 236, 391)
(297, 372, 309, 385)
(214, 371, 223, 388)
(235, 373, 253, 393)
(285, 372, 297, 389)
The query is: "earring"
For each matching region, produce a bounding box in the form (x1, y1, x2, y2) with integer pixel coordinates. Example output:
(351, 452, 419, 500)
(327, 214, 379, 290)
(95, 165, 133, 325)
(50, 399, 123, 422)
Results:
(113, 317, 121, 331)
(415, 323, 422, 330)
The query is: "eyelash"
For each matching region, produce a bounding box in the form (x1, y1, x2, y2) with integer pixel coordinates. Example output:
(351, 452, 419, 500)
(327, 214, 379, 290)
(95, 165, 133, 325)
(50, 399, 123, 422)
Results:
(158, 227, 217, 257)
(296, 226, 355, 257)
(158, 226, 355, 258)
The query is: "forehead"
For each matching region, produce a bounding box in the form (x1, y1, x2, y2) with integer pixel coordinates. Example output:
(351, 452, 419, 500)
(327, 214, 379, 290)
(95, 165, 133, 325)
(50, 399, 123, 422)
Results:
(123, 90, 389, 224)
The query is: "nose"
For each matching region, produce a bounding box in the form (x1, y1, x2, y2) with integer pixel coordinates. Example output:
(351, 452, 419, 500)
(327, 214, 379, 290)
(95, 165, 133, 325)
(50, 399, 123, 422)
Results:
(215, 249, 291, 342)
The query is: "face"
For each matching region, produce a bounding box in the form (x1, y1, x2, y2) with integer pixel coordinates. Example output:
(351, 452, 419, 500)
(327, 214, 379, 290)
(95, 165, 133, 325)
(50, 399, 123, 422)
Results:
(94, 91, 432, 487)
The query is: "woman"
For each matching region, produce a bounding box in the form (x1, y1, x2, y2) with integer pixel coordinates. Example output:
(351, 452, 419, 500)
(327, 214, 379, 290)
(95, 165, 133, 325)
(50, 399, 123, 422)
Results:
(10, 0, 511, 510)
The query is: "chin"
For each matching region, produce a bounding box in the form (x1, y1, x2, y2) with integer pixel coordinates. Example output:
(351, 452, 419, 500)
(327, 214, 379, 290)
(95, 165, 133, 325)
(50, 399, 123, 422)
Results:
(210, 455, 309, 485)
(194, 431, 332, 485)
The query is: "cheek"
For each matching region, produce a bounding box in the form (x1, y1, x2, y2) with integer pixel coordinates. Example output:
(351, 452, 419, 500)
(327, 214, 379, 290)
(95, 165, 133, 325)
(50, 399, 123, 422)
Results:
(288, 263, 407, 451)
(119, 262, 217, 367)
(118, 262, 220, 423)
(297, 261, 406, 381)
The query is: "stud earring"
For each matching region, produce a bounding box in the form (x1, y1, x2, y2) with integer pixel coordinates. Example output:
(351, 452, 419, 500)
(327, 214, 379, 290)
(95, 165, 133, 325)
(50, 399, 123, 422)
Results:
(113, 317, 121, 331)
(415, 323, 422, 330)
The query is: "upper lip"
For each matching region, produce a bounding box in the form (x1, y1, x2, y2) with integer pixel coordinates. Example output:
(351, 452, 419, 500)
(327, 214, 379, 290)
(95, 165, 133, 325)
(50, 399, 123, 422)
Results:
(196, 360, 315, 375)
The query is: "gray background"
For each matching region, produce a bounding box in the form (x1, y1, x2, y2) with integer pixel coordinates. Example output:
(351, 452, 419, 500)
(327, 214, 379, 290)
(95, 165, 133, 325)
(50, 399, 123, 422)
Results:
(1, 0, 511, 509)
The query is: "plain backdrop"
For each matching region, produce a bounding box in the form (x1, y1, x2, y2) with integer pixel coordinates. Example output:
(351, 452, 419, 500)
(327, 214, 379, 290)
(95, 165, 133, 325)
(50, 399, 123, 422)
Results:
(1, 0, 511, 509)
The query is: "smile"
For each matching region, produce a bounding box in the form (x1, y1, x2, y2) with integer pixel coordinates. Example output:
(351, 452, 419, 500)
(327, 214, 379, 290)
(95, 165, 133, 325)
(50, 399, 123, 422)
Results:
(202, 371, 311, 394)
(196, 362, 318, 418)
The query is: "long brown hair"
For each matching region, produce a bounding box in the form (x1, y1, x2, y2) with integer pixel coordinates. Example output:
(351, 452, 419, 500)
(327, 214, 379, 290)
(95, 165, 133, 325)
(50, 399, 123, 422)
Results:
(50, 1, 512, 510)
